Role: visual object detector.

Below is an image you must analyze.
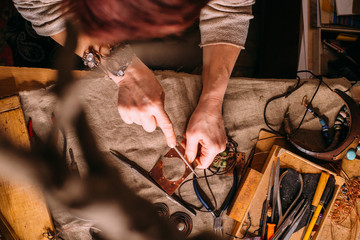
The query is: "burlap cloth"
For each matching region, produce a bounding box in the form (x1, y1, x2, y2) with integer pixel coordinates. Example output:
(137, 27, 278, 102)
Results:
(19, 70, 351, 239)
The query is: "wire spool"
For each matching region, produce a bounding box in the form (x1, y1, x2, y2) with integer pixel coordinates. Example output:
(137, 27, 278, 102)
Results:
(170, 212, 193, 237)
(154, 202, 170, 218)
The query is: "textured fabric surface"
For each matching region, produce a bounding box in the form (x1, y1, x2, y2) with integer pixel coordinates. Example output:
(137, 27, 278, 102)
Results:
(19, 70, 350, 239)
(12, 0, 64, 36)
(199, 0, 254, 48)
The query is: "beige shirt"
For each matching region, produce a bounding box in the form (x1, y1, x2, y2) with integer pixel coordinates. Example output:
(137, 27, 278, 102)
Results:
(12, 0, 65, 36)
(200, 0, 254, 48)
(13, 0, 254, 49)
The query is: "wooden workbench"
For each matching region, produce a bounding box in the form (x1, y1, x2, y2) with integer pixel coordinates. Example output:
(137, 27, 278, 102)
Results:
(1, 66, 360, 239)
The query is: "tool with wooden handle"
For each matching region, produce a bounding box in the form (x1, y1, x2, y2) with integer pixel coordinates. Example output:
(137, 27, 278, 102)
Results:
(311, 173, 330, 208)
(303, 175, 335, 240)
(301, 172, 330, 239)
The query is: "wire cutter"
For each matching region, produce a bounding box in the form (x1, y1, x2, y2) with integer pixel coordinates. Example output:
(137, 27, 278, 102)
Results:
(193, 168, 238, 237)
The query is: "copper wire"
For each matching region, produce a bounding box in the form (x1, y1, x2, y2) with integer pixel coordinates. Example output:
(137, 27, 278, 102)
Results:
(330, 177, 360, 240)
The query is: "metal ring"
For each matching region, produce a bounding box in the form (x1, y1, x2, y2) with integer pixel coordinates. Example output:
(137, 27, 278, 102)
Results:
(170, 211, 193, 237)
(154, 202, 170, 218)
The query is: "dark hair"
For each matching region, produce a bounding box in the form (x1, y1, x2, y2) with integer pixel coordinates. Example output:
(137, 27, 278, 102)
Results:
(63, 0, 209, 44)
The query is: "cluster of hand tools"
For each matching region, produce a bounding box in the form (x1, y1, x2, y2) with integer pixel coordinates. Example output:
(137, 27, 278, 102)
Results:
(261, 158, 335, 240)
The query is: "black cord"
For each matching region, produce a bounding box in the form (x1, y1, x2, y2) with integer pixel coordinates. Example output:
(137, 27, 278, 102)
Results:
(263, 76, 304, 136)
(264, 70, 335, 137)
(204, 169, 218, 210)
(302, 69, 358, 94)
(297, 70, 334, 91)
(208, 137, 238, 175)
(177, 136, 239, 212)
(344, 82, 358, 93)
(290, 79, 321, 136)
(177, 170, 220, 212)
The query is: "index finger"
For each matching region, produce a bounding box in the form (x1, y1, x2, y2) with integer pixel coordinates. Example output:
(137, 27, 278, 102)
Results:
(154, 108, 176, 148)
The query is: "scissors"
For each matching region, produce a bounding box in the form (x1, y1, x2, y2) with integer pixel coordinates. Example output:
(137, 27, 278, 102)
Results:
(193, 168, 238, 237)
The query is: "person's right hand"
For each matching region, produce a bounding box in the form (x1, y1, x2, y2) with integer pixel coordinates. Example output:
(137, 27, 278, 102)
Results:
(110, 56, 177, 148)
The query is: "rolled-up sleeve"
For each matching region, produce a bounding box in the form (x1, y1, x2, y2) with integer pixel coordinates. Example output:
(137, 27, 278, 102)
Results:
(199, 0, 255, 49)
(12, 0, 65, 36)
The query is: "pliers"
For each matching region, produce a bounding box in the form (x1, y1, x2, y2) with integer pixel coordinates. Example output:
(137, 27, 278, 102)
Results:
(193, 168, 238, 237)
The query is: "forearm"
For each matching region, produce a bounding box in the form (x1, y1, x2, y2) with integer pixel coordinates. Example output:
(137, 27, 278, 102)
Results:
(199, 0, 254, 97)
(200, 44, 241, 105)
(185, 45, 239, 166)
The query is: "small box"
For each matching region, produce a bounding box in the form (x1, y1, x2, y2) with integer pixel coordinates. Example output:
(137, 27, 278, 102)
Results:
(228, 145, 344, 240)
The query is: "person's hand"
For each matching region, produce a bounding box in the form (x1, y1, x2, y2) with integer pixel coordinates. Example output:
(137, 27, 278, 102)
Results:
(185, 98, 227, 168)
(112, 57, 176, 148)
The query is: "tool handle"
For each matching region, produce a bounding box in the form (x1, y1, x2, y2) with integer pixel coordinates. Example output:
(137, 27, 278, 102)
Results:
(320, 176, 335, 206)
(260, 200, 269, 238)
(267, 223, 276, 240)
(312, 172, 329, 207)
(193, 175, 212, 212)
(303, 204, 322, 240)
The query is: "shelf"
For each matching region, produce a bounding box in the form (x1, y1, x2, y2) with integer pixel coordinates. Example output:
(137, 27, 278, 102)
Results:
(312, 27, 360, 75)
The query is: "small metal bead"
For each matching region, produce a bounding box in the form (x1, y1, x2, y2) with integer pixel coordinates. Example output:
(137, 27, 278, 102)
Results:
(88, 61, 95, 69)
(86, 53, 94, 62)
(177, 222, 186, 231)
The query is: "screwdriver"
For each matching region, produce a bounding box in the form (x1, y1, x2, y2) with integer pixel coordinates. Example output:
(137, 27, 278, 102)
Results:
(301, 172, 329, 239)
(267, 223, 276, 240)
(303, 175, 335, 240)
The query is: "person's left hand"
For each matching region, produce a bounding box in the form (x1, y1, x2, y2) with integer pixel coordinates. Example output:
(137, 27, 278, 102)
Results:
(184, 98, 227, 169)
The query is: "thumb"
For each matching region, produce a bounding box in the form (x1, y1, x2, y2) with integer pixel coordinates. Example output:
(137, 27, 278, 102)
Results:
(185, 136, 200, 163)
(198, 146, 218, 169)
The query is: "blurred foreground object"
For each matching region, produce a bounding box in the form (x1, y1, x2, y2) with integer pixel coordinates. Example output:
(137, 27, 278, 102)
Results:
(0, 95, 55, 240)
